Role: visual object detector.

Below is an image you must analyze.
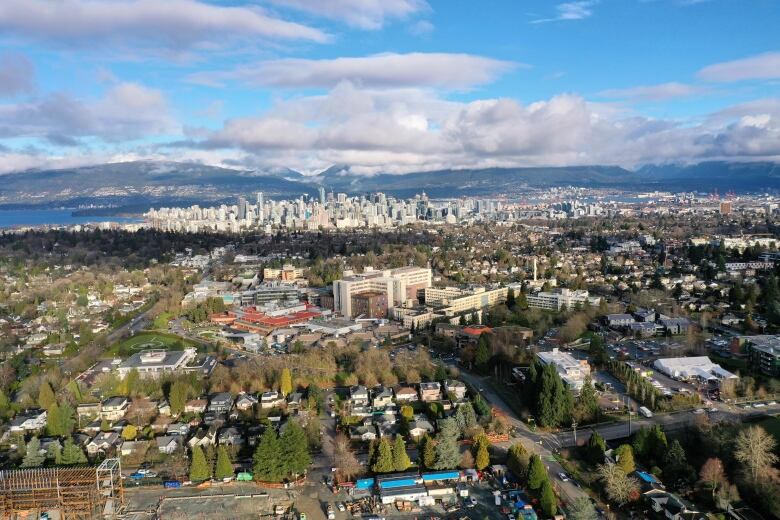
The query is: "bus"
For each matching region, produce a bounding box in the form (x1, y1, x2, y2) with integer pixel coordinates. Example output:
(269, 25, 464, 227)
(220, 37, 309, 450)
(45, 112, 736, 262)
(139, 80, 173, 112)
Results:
(639, 406, 653, 418)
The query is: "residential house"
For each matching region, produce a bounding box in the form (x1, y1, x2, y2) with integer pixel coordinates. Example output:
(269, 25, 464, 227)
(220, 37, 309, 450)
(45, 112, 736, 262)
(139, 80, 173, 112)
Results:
(157, 400, 172, 416)
(645, 490, 705, 520)
(120, 440, 149, 457)
(349, 385, 370, 406)
(100, 397, 129, 421)
(444, 380, 467, 400)
(218, 426, 244, 447)
(208, 392, 233, 414)
(76, 403, 101, 419)
(156, 435, 182, 455)
(419, 382, 441, 402)
(287, 392, 303, 410)
(349, 425, 377, 441)
(235, 393, 259, 411)
(394, 386, 418, 402)
(9, 409, 47, 434)
(167, 422, 190, 436)
(260, 391, 285, 409)
(87, 431, 121, 456)
(372, 386, 394, 408)
(408, 416, 435, 438)
(184, 399, 207, 414)
(187, 427, 217, 449)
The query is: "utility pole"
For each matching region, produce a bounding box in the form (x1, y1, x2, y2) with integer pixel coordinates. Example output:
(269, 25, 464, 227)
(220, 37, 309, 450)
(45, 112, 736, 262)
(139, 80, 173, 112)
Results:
(572, 419, 577, 445)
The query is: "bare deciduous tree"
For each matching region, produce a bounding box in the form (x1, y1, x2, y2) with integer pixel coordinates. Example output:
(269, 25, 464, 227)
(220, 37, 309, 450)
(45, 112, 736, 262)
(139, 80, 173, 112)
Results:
(734, 426, 779, 483)
(699, 457, 726, 498)
(597, 464, 639, 506)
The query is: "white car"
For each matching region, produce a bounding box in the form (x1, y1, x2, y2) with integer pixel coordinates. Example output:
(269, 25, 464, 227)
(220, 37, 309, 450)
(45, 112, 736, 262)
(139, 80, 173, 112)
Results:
(558, 472, 570, 482)
(692, 408, 705, 415)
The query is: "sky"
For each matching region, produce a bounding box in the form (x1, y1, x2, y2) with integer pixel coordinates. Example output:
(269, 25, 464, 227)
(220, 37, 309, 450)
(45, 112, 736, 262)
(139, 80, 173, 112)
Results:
(0, 0, 778, 175)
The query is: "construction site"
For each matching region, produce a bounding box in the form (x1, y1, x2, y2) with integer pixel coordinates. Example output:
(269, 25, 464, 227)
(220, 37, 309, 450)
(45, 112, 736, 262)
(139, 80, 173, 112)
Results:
(0, 458, 123, 520)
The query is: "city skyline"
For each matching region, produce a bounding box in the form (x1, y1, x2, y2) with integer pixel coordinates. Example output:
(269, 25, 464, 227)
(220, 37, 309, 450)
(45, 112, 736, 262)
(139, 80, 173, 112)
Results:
(0, 1, 777, 176)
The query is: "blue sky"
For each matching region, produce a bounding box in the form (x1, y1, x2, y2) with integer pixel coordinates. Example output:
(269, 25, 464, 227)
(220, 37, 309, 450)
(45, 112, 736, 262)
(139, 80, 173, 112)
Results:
(0, 0, 778, 174)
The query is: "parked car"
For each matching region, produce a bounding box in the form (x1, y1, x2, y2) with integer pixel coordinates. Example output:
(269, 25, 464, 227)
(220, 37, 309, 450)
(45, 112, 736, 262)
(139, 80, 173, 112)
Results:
(337, 503, 346, 512)
(558, 472, 570, 482)
(327, 505, 336, 520)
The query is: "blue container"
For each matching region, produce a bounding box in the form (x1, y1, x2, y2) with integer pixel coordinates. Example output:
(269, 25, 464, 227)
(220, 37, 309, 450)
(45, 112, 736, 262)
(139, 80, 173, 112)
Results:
(355, 478, 375, 490)
(379, 478, 418, 489)
(164, 480, 182, 488)
(421, 471, 460, 481)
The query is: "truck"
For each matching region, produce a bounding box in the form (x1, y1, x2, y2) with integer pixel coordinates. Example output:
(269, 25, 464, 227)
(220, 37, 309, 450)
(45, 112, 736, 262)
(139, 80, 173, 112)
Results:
(639, 406, 653, 418)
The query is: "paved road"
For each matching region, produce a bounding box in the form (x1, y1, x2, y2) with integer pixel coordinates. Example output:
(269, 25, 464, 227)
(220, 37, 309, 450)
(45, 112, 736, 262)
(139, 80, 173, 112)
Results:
(456, 370, 589, 511)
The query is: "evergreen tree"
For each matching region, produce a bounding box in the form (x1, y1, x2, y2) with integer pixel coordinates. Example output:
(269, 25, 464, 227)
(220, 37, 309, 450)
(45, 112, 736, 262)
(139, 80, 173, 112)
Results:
(169, 380, 189, 416)
(475, 442, 490, 471)
(189, 445, 210, 482)
(280, 367, 293, 397)
(615, 444, 635, 474)
(475, 334, 491, 373)
(664, 440, 694, 488)
(539, 480, 558, 517)
(22, 437, 45, 468)
(421, 434, 436, 469)
(576, 376, 598, 422)
(367, 439, 379, 469)
(537, 363, 572, 427)
(507, 442, 530, 478)
(280, 421, 311, 478)
(527, 454, 547, 491)
(434, 418, 461, 470)
(392, 436, 411, 472)
(372, 438, 395, 473)
(455, 402, 477, 434)
(587, 431, 607, 465)
(46, 441, 62, 464)
(214, 445, 234, 480)
(60, 439, 87, 465)
(38, 383, 56, 410)
(569, 496, 598, 520)
(253, 428, 285, 482)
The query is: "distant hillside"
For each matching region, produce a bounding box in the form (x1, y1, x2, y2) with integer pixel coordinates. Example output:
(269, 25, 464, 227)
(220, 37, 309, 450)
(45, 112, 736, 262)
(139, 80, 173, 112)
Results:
(1, 160, 779, 212)
(0, 161, 315, 210)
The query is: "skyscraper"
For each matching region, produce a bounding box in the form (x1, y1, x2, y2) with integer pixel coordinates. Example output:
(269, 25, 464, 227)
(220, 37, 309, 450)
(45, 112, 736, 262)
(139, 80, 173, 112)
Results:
(318, 186, 326, 206)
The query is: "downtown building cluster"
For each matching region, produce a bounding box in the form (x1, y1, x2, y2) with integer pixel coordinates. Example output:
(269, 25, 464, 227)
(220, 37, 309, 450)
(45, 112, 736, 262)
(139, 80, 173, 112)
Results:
(143, 190, 505, 233)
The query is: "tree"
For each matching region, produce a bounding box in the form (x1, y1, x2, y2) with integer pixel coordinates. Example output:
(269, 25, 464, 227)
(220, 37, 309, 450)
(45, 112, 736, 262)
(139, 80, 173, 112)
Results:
(280, 421, 311, 478)
(189, 445, 210, 482)
(253, 428, 285, 482)
(540, 479, 558, 517)
(699, 458, 726, 499)
(475, 333, 491, 373)
(169, 380, 189, 416)
(575, 377, 599, 422)
(214, 445, 234, 480)
(400, 405, 414, 421)
(536, 363, 572, 428)
(60, 438, 87, 465)
(663, 440, 694, 488)
(475, 441, 490, 471)
(38, 383, 56, 410)
(507, 442, 530, 478)
(372, 438, 395, 473)
(527, 454, 547, 491)
(597, 464, 638, 506)
(420, 434, 436, 469)
(455, 402, 477, 433)
(333, 433, 361, 482)
(46, 441, 62, 464)
(734, 425, 779, 483)
(568, 496, 598, 520)
(434, 419, 461, 470)
(392, 436, 411, 472)
(615, 444, 635, 474)
(587, 431, 606, 465)
(280, 367, 293, 397)
(121, 424, 138, 441)
(22, 437, 45, 468)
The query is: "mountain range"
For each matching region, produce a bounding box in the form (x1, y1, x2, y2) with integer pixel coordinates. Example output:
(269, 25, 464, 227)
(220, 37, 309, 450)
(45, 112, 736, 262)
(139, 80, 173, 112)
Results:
(1, 160, 779, 213)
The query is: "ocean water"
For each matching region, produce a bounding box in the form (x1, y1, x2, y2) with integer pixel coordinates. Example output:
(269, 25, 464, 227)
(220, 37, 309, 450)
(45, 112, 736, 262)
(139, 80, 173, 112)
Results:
(0, 209, 140, 229)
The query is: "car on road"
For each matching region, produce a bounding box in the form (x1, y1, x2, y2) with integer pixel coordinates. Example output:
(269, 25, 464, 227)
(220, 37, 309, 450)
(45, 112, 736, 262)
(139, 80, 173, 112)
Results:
(337, 503, 346, 512)
(299, 513, 307, 520)
(466, 497, 478, 508)
(692, 408, 705, 415)
(327, 504, 336, 519)
(753, 402, 766, 408)
(558, 472, 570, 482)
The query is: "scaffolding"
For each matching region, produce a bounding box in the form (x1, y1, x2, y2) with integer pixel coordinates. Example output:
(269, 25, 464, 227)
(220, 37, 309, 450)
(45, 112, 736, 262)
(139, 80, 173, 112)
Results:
(0, 458, 124, 520)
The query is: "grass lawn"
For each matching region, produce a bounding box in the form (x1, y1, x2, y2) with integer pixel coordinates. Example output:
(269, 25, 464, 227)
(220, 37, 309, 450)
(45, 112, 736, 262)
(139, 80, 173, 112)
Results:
(747, 415, 780, 444)
(105, 331, 197, 357)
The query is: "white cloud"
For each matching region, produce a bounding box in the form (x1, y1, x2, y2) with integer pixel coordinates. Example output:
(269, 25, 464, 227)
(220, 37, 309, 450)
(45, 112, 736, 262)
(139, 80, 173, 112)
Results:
(0, 0, 329, 54)
(265, 0, 428, 30)
(171, 82, 780, 174)
(598, 82, 706, 101)
(532, 1, 598, 23)
(0, 54, 35, 97)
(186, 52, 518, 89)
(698, 51, 780, 82)
(0, 82, 175, 142)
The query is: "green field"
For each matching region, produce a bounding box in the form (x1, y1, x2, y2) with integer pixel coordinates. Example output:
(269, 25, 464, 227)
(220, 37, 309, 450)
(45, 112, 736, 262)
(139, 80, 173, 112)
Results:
(105, 332, 196, 357)
(748, 415, 780, 443)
